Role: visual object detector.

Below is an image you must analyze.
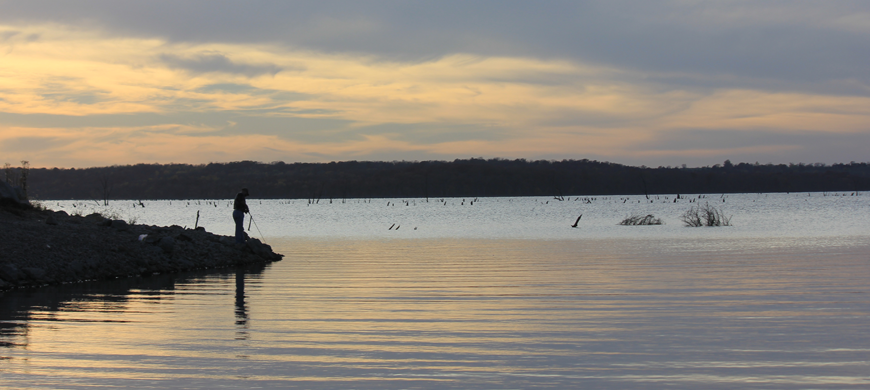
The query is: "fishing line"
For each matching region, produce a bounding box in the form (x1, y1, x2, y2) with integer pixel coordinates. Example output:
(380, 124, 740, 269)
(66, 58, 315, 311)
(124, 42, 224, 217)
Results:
(248, 214, 267, 244)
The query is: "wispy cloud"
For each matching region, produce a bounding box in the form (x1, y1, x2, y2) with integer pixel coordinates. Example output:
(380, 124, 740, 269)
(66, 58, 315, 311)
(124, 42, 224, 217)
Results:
(0, 1, 868, 168)
(158, 53, 285, 77)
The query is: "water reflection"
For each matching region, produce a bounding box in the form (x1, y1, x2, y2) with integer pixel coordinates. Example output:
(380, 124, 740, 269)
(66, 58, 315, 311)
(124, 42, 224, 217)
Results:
(2, 238, 869, 389)
(235, 268, 249, 342)
(0, 263, 269, 356)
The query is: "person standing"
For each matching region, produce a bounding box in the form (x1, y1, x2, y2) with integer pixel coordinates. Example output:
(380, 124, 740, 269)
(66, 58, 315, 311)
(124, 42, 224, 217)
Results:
(233, 188, 250, 244)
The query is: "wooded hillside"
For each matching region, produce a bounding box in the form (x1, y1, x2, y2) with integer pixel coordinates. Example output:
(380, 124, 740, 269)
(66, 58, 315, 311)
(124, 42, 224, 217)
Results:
(13, 159, 870, 201)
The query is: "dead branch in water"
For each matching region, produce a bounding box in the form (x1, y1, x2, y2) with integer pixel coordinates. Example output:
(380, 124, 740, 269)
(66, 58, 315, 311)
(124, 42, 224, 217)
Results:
(571, 214, 582, 228)
(680, 202, 732, 227)
(619, 214, 663, 226)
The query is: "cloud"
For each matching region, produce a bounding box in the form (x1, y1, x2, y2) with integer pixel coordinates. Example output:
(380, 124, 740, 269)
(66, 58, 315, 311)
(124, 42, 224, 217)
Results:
(0, 135, 70, 152)
(0, 2, 869, 168)
(158, 53, 284, 77)
(194, 83, 267, 94)
(3, 2, 869, 92)
(622, 128, 870, 167)
(0, 30, 18, 41)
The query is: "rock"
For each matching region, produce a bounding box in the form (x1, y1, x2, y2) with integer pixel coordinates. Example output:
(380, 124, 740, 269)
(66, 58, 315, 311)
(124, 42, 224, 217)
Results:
(158, 236, 175, 253)
(177, 258, 194, 269)
(141, 234, 160, 244)
(144, 245, 164, 257)
(68, 261, 85, 275)
(85, 213, 108, 224)
(0, 263, 23, 281)
(85, 258, 101, 269)
(1, 203, 283, 291)
(247, 239, 283, 261)
(22, 267, 46, 282)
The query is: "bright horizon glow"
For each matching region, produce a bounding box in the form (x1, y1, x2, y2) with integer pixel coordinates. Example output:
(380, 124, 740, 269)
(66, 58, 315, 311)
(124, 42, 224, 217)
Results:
(1, 2, 869, 168)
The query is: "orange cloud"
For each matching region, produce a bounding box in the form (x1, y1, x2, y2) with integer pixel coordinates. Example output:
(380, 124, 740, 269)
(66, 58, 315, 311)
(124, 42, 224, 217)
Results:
(1, 23, 869, 168)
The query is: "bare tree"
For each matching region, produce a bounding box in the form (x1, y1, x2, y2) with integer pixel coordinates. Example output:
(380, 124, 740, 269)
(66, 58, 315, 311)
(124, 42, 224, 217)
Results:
(4, 162, 14, 185)
(19, 160, 29, 199)
(99, 173, 112, 206)
(3, 161, 28, 200)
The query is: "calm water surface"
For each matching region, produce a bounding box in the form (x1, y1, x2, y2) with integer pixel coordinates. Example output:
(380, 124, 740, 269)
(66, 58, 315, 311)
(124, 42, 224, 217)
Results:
(2, 194, 869, 388)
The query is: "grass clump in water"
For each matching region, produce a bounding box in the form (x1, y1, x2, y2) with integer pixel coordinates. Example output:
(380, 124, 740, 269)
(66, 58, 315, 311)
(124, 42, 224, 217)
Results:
(619, 214, 663, 226)
(680, 202, 732, 227)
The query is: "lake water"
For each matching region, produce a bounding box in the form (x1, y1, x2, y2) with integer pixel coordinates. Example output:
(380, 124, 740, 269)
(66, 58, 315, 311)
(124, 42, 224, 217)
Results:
(2, 193, 869, 389)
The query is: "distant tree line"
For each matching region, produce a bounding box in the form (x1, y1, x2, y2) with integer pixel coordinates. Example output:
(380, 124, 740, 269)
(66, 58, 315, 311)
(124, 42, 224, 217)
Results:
(18, 158, 870, 201)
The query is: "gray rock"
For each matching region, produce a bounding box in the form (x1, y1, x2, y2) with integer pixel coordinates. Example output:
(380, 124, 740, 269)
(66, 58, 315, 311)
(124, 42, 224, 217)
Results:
(139, 234, 159, 244)
(85, 258, 100, 269)
(177, 258, 194, 269)
(247, 239, 265, 256)
(144, 245, 164, 257)
(111, 220, 129, 231)
(0, 263, 23, 281)
(85, 213, 108, 224)
(158, 236, 175, 253)
(22, 267, 46, 281)
(68, 261, 85, 275)
(247, 239, 283, 261)
(1, 205, 283, 291)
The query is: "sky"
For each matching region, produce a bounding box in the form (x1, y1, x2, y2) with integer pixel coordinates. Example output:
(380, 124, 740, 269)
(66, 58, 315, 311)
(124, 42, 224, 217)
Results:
(1, 0, 869, 168)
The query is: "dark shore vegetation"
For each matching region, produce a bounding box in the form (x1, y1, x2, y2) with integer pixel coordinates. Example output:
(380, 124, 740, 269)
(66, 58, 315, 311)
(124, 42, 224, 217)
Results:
(0, 200, 282, 291)
(12, 159, 870, 201)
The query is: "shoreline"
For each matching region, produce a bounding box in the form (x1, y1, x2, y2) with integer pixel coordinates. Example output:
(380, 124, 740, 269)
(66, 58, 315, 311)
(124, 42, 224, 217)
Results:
(0, 202, 283, 291)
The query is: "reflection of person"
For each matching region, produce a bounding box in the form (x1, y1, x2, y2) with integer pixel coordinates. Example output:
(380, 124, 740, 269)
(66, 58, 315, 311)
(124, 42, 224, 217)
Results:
(233, 188, 250, 244)
(234, 271, 250, 340)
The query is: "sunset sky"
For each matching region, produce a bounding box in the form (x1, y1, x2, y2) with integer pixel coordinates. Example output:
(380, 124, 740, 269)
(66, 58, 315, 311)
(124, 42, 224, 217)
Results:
(1, 1, 869, 168)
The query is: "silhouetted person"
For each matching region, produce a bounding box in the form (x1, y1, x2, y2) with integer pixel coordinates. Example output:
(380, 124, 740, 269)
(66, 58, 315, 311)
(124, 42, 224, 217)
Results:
(233, 188, 250, 244)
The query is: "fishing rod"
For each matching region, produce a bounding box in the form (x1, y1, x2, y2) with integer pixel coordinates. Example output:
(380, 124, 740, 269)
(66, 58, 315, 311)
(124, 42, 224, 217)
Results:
(248, 213, 267, 244)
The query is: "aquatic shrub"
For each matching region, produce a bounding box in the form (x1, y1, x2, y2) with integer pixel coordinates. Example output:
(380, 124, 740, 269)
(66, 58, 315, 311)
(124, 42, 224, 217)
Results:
(94, 209, 138, 225)
(619, 214, 663, 226)
(680, 202, 732, 227)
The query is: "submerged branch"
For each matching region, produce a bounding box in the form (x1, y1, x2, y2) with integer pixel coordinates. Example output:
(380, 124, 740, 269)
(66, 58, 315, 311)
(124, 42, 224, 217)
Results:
(680, 202, 732, 227)
(619, 214, 663, 226)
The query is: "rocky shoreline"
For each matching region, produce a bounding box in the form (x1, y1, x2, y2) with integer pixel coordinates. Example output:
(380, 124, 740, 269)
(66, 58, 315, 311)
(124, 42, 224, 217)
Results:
(0, 201, 283, 291)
